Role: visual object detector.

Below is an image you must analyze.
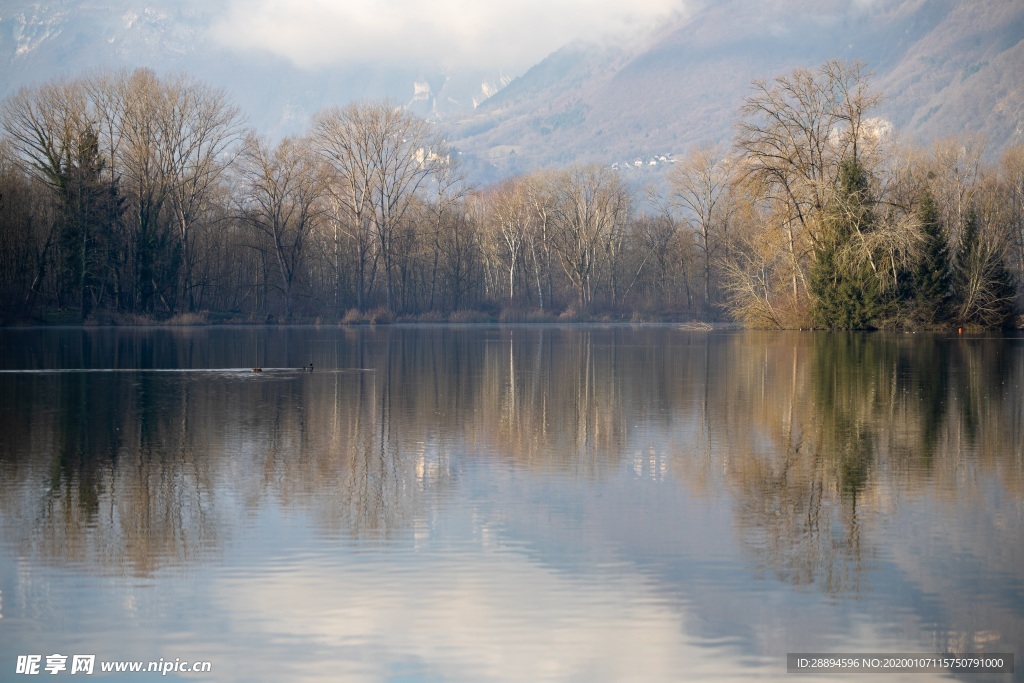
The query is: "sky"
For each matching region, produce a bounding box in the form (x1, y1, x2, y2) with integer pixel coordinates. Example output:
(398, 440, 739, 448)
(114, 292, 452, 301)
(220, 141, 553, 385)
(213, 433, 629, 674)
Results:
(209, 0, 691, 73)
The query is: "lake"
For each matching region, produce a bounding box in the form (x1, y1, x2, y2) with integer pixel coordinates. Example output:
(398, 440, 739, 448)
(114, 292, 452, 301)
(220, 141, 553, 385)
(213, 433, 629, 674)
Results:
(0, 325, 1021, 682)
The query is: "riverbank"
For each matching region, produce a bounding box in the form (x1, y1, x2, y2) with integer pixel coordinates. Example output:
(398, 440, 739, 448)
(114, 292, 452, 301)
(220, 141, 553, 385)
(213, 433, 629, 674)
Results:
(2, 307, 736, 328)
(4, 307, 1019, 330)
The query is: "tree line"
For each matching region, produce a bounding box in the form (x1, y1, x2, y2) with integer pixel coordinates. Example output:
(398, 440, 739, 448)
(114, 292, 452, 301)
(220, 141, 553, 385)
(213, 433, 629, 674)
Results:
(1, 61, 1022, 328)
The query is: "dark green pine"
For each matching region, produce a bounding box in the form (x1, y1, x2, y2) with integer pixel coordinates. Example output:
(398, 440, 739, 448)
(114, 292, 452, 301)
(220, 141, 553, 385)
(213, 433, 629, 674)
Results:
(910, 189, 951, 325)
(810, 157, 885, 330)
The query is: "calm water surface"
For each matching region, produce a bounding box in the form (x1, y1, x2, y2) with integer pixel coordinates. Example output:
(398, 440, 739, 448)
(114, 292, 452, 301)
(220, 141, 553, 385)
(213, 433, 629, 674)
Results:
(0, 326, 1021, 682)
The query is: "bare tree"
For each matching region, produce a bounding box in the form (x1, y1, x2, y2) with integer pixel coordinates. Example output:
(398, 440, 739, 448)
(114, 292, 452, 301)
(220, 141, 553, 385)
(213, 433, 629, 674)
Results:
(1, 79, 92, 311)
(930, 135, 984, 250)
(735, 60, 881, 302)
(720, 184, 799, 328)
(630, 213, 679, 309)
(423, 153, 469, 310)
(438, 201, 482, 311)
(549, 164, 631, 309)
(1001, 145, 1024, 288)
(523, 171, 559, 311)
(312, 101, 445, 313)
(311, 105, 376, 311)
(669, 145, 733, 310)
(158, 75, 244, 311)
(237, 133, 326, 320)
(0, 78, 131, 316)
(954, 209, 1015, 327)
(0, 142, 54, 315)
(483, 176, 536, 305)
(1, 79, 93, 189)
(113, 69, 181, 312)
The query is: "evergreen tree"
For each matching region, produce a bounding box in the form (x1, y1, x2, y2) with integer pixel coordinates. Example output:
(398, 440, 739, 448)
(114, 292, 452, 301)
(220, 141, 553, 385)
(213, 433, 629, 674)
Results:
(809, 157, 886, 329)
(908, 188, 952, 325)
(56, 127, 124, 318)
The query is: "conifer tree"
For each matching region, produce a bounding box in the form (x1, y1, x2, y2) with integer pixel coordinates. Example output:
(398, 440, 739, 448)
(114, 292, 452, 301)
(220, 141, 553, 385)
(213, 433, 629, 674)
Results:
(57, 127, 124, 318)
(909, 188, 951, 325)
(810, 157, 885, 329)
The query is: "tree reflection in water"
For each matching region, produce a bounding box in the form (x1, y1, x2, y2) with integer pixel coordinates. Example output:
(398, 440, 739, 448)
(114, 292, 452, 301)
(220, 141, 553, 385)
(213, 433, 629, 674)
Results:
(0, 327, 1021, 665)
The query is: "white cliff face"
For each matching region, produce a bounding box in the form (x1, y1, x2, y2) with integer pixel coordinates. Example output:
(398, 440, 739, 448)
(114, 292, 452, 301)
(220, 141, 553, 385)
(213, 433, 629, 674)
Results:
(406, 72, 515, 121)
(9, 7, 66, 58)
(116, 7, 179, 55)
(474, 74, 513, 108)
(413, 81, 432, 100)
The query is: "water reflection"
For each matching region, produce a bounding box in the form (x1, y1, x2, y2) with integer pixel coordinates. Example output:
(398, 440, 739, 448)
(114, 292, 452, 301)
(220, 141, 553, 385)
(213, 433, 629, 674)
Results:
(0, 327, 1021, 681)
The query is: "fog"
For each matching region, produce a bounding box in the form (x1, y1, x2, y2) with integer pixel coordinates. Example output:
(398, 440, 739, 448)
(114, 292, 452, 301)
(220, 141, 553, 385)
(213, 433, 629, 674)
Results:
(209, 0, 690, 72)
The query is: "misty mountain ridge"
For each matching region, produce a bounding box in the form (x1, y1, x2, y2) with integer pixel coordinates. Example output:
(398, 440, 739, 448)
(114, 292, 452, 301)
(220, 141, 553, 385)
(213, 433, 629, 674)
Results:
(2, 0, 1022, 184)
(0, 0, 510, 132)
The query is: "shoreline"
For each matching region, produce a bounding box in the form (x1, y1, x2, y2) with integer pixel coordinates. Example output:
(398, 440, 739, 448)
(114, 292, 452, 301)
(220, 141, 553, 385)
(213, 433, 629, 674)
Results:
(3, 319, 1017, 332)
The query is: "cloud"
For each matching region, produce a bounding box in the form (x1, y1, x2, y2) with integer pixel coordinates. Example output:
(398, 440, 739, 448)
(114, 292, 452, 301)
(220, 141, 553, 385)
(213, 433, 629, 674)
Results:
(209, 0, 688, 73)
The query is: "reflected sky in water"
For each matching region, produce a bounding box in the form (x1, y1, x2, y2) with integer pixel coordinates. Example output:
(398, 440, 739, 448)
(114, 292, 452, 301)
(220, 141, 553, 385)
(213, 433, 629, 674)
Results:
(0, 326, 1021, 681)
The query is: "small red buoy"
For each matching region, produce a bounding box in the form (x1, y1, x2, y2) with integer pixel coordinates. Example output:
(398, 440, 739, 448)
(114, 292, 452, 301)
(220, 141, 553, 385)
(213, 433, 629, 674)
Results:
(958, 327, 963, 335)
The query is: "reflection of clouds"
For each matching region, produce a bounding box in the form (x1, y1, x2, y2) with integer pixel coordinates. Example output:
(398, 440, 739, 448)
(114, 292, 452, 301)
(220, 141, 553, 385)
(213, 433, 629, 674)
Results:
(212, 541, 947, 683)
(216, 550, 741, 682)
(883, 496, 1024, 665)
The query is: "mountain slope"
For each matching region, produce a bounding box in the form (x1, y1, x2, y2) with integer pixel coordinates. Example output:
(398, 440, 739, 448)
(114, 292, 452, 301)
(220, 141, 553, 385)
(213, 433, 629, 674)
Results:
(875, 0, 1024, 145)
(454, 0, 1024, 178)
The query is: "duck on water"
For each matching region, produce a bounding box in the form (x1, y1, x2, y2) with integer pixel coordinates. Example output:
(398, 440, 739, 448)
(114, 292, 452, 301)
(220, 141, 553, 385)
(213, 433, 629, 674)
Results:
(252, 363, 313, 373)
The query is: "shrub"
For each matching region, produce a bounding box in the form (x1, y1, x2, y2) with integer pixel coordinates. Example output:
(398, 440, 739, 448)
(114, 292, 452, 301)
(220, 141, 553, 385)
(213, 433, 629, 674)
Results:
(166, 311, 208, 326)
(449, 309, 495, 323)
(341, 308, 364, 325)
(367, 307, 392, 325)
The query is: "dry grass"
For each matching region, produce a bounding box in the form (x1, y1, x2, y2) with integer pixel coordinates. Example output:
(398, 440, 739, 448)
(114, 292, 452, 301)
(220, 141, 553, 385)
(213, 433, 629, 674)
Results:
(367, 307, 393, 325)
(340, 307, 393, 325)
(166, 311, 208, 326)
(447, 309, 495, 323)
(341, 308, 364, 325)
(499, 308, 558, 323)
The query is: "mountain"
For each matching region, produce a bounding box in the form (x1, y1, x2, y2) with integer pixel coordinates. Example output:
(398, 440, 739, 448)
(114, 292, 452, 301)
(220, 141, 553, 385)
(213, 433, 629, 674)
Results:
(455, 0, 1024, 179)
(1, 0, 1022, 184)
(0, 0, 508, 136)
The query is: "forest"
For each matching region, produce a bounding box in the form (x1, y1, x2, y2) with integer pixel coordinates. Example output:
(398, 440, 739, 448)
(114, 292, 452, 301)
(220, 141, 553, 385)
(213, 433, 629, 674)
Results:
(0, 60, 1022, 328)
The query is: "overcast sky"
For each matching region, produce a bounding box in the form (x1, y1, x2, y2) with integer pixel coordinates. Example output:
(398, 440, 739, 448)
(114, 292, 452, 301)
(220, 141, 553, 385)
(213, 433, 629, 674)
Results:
(209, 0, 690, 73)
